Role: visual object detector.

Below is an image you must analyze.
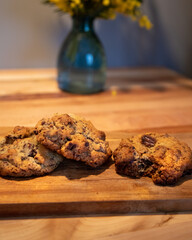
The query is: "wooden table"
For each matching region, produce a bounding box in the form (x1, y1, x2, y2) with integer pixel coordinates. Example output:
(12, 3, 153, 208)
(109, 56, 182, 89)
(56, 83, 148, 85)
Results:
(0, 67, 192, 240)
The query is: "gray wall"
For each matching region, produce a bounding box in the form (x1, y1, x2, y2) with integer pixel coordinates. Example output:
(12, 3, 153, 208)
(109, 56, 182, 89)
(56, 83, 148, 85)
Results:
(0, 0, 192, 77)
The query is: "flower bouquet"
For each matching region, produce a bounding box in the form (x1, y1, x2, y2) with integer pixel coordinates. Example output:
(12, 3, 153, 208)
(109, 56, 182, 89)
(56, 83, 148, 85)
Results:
(43, 0, 152, 94)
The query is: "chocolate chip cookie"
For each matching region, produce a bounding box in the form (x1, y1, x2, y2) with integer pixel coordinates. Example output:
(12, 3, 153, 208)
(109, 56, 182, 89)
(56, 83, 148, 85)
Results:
(113, 133, 192, 185)
(35, 114, 112, 167)
(0, 126, 63, 177)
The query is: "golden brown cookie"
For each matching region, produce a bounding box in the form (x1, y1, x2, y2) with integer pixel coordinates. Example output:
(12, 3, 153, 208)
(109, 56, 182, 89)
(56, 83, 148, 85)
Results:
(0, 126, 63, 177)
(35, 114, 112, 167)
(113, 133, 192, 185)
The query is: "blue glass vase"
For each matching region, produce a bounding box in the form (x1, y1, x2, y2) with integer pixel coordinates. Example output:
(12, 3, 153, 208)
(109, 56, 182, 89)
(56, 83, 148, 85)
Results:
(57, 16, 106, 94)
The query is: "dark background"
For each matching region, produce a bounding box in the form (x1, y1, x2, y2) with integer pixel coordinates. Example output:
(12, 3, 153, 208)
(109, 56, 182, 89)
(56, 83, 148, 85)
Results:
(0, 0, 192, 77)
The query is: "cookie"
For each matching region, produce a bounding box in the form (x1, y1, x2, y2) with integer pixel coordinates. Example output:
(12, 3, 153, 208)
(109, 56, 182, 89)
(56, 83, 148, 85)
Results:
(35, 114, 112, 167)
(113, 133, 192, 185)
(0, 126, 63, 177)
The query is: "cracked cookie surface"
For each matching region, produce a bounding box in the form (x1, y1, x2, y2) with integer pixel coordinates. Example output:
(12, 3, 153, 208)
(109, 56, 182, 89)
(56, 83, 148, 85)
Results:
(35, 114, 112, 167)
(0, 126, 63, 177)
(113, 133, 192, 185)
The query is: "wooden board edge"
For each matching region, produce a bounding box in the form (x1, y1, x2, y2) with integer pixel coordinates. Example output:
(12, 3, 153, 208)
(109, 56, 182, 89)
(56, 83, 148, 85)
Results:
(0, 199, 192, 219)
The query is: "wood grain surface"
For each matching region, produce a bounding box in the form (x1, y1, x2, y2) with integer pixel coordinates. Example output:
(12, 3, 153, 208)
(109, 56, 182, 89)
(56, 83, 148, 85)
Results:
(0, 67, 192, 132)
(0, 128, 192, 218)
(0, 214, 192, 240)
(0, 68, 192, 239)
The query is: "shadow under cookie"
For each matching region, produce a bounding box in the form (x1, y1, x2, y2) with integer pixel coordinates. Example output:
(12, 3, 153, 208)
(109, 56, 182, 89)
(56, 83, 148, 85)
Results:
(49, 157, 114, 180)
(2, 157, 113, 181)
(115, 171, 192, 187)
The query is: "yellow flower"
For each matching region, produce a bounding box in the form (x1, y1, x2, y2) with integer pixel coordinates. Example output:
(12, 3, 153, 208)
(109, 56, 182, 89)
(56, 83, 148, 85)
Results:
(127, 1, 141, 10)
(103, 0, 110, 6)
(44, 0, 152, 29)
(71, 0, 81, 8)
(139, 16, 153, 30)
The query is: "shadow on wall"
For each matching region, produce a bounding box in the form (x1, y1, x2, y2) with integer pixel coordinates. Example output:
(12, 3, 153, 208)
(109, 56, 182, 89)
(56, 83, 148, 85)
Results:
(150, 0, 192, 78)
(0, 0, 192, 78)
(96, 0, 192, 78)
(96, 9, 174, 69)
(146, 1, 176, 69)
(0, 0, 71, 69)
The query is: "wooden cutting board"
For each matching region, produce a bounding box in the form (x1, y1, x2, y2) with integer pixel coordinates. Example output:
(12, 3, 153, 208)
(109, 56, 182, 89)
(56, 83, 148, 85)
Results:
(0, 128, 192, 218)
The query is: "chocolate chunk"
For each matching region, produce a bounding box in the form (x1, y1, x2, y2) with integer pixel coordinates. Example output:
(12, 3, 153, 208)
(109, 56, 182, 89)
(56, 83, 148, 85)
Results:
(28, 149, 37, 157)
(33, 130, 38, 135)
(85, 142, 89, 147)
(5, 136, 15, 144)
(67, 143, 77, 150)
(23, 143, 33, 149)
(142, 159, 153, 168)
(66, 137, 72, 141)
(134, 158, 153, 173)
(141, 135, 156, 147)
